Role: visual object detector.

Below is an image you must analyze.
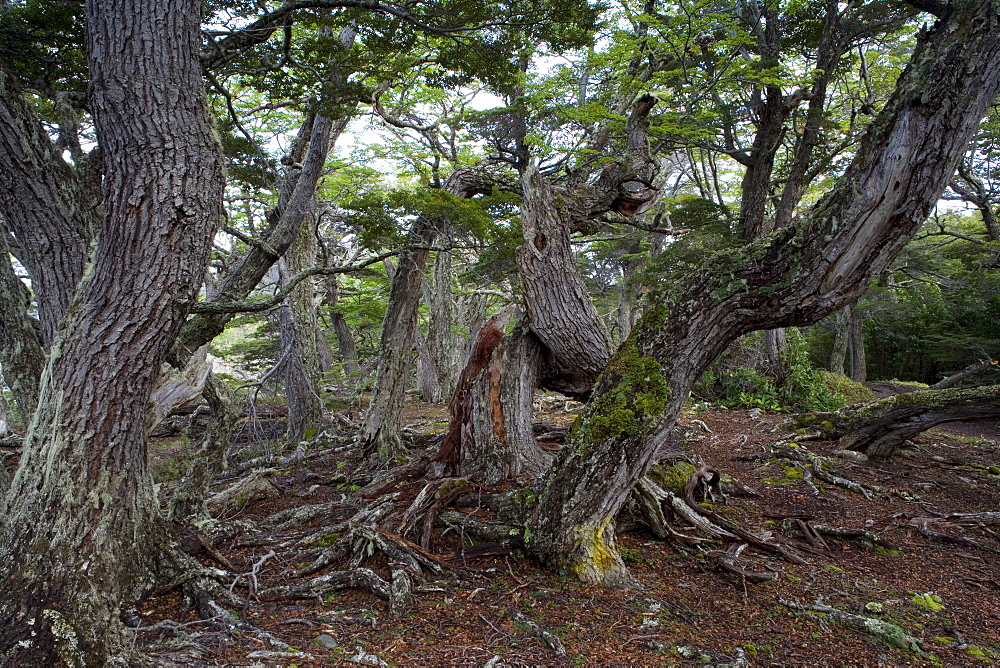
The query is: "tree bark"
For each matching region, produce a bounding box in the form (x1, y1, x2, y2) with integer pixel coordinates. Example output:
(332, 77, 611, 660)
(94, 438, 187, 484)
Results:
(432, 311, 549, 484)
(847, 307, 867, 382)
(798, 384, 1000, 460)
(168, 373, 241, 521)
(524, 2, 1000, 585)
(358, 168, 492, 457)
(0, 70, 96, 346)
(279, 211, 324, 443)
(0, 1, 224, 662)
(326, 274, 360, 375)
(0, 234, 44, 419)
(830, 306, 851, 376)
(930, 358, 997, 390)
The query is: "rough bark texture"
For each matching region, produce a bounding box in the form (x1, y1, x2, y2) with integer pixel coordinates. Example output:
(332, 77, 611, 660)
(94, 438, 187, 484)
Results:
(518, 167, 612, 398)
(0, 1, 224, 663)
(798, 384, 1000, 459)
(279, 211, 324, 444)
(525, 2, 1000, 585)
(174, 113, 344, 357)
(433, 312, 549, 485)
(0, 70, 96, 346)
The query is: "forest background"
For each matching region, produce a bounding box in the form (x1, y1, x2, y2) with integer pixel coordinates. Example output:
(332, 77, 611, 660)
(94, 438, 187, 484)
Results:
(0, 0, 999, 664)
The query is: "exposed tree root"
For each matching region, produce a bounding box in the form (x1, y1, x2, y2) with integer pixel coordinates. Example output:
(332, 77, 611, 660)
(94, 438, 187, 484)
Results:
(780, 598, 925, 656)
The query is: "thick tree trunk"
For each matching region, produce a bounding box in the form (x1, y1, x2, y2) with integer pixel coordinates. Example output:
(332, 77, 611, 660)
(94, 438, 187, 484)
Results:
(524, 3, 1000, 584)
(517, 167, 611, 398)
(798, 384, 1000, 460)
(0, 1, 224, 663)
(279, 213, 324, 443)
(830, 306, 851, 376)
(433, 311, 549, 484)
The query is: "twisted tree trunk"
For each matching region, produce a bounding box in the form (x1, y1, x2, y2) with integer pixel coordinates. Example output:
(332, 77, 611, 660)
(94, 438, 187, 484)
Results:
(0, 1, 224, 662)
(524, 2, 1000, 584)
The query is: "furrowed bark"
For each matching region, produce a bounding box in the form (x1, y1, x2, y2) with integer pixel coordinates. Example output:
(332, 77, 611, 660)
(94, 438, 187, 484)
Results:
(0, 70, 96, 346)
(0, 0, 225, 662)
(279, 210, 324, 443)
(0, 233, 44, 419)
(526, 2, 1000, 585)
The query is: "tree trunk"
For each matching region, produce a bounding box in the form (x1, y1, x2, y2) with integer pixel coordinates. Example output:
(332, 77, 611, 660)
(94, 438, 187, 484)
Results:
(357, 225, 434, 457)
(798, 384, 1000, 460)
(358, 168, 492, 457)
(326, 274, 360, 375)
(279, 212, 324, 444)
(847, 307, 867, 382)
(524, 2, 1000, 584)
(413, 327, 441, 403)
(829, 307, 851, 376)
(433, 311, 549, 485)
(0, 234, 44, 419)
(517, 165, 612, 398)
(0, 0, 224, 662)
(931, 358, 997, 390)
(0, 70, 96, 346)
(168, 373, 241, 521)
(428, 246, 458, 397)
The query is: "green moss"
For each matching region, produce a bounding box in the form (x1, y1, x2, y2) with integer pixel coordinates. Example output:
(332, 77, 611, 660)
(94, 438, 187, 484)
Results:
(784, 465, 805, 479)
(315, 533, 340, 548)
(911, 592, 946, 611)
(571, 337, 669, 453)
(648, 462, 697, 495)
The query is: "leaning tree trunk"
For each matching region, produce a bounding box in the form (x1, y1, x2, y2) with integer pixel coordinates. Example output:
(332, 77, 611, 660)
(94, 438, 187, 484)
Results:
(279, 211, 324, 443)
(523, 2, 1000, 585)
(357, 225, 436, 458)
(0, 1, 225, 663)
(796, 384, 1000, 460)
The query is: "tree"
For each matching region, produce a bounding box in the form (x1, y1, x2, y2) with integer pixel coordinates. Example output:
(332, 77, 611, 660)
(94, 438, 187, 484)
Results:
(0, 0, 225, 663)
(520, 0, 1000, 585)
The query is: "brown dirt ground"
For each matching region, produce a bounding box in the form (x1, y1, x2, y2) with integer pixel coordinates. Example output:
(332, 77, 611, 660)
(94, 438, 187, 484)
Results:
(142, 399, 1000, 667)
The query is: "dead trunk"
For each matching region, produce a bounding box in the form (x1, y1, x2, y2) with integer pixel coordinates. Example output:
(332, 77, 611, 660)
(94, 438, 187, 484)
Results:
(0, 0, 224, 662)
(798, 384, 1000, 460)
(432, 311, 549, 485)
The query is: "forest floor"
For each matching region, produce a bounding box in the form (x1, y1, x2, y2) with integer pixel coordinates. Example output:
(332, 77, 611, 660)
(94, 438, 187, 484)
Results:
(143, 392, 1000, 667)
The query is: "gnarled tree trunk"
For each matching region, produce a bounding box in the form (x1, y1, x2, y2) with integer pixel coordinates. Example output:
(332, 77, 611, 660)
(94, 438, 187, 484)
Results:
(0, 1, 224, 662)
(433, 310, 549, 484)
(524, 2, 1000, 585)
